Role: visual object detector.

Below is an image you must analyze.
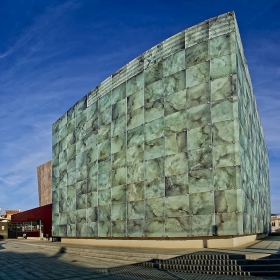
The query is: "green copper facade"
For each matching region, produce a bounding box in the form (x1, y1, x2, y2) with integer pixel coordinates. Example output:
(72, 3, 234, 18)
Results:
(52, 12, 270, 238)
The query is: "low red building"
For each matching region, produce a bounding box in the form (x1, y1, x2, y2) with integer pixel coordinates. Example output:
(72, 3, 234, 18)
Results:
(11, 204, 52, 238)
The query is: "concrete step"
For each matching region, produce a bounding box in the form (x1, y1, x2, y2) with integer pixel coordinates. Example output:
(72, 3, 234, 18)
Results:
(170, 253, 245, 260)
(237, 264, 280, 272)
(237, 259, 280, 265)
(27, 243, 157, 259)
(156, 258, 280, 266)
(26, 243, 156, 264)
(168, 269, 250, 276)
(79, 254, 140, 265)
(156, 259, 238, 265)
(139, 263, 242, 272)
(155, 262, 279, 277)
(65, 247, 150, 257)
(265, 254, 280, 259)
(139, 254, 280, 277)
(250, 271, 280, 277)
(75, 251, 152, 262)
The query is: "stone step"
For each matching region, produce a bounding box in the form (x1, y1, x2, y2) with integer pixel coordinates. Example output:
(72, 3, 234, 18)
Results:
(138, 262, 243, 272)
(75, 251, 151, 262)
(27, 243, 160, 260)
(156, 258, 280, 266)
(26, 243, 156, 264)
(156, 259, 238, 265)
(265, 254, 280, 259)
(168, 269, 250, 276)
(237, 264, 280, 272)
(250, 271, 280, 277)
(48, 244, 157, 257)
(140, 257, 280, 277)
(237, 259, 280, 265)
(78, 254, 140, 265)
(169, 254, 245, 260)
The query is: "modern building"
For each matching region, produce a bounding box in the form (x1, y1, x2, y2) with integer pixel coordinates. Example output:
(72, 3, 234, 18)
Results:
(37, 160, 52, 206)
(10, 204, 52, 239)
(52, 11, 270, 248)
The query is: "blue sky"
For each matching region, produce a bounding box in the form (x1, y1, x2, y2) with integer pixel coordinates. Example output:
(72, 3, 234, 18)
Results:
(0, 0, 279, 213)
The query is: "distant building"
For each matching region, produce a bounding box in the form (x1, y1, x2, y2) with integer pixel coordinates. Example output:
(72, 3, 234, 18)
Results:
(0, 218, 9, 239)
(37, 160, 52, 206)
(4, 209, 20, 221)
(271, 214, 280, 232)
(7, 161, 53, 240)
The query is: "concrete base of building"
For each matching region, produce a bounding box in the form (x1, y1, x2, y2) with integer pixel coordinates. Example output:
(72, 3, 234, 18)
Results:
(17, 237, 42, 240)
(61, 233, 268, 249)
(206, 233, 268, 248)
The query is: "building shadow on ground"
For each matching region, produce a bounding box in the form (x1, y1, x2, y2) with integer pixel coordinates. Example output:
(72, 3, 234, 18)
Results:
(0, 242, 5, 250)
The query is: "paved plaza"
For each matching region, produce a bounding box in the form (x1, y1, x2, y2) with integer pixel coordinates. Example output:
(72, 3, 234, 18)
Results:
(0, 236, 280, 280)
